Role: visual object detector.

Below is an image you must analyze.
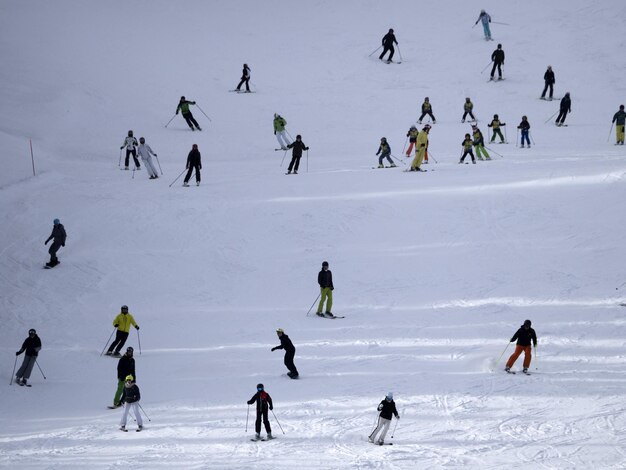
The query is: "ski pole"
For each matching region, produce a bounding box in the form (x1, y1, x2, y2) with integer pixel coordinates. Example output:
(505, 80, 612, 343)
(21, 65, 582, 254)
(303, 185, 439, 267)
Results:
(485, 145, 504, 158)
(368, 45, 382, 57)
(529, 131, 536, 145)
(137, 329, 142, 355)
(132, 167, 136, 179)
(280, 150, 288, 167)
(390, 416, 399, 438)
(35, 359, 47, 379)
(516, 129, 520, 147)
(544, 110, 559, 124)
(118, 148, 122, 167)
(487, 128, 491, 142)
(138, 403, 152, 421)
(607, 122, 614, 143)
(164, 114, 177, 128)
(306, 149, 309, 173)
(270, 409, 285, 434)
(534, 344, 538, 370)
(285, 130, 294, 142)
(481, 61, 493, 74)
(169, 168, 187, 187)
(195, 104, 212, 122)
(100, 328, 116, 356)
(306, 293, 321, 316)
(401, 136, 408, 155)
(245, 405, 250, 432)
(491, 21, 510, 26)
(397, 45, 404, 63)
(9, 355, 18, 385)
(154, 156, 163, 175)
(493, 342, 511, 370)
(504, 125, 508, 143)
(390, 154, 406, 165)
(427, 151, 438, 164)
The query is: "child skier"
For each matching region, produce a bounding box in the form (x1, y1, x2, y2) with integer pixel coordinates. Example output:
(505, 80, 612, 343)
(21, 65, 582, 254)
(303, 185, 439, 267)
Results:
(316, 261, 335, 317)
(409, 124, 430, 171)
(472, 125, 490, 160)
(236, 63, 251, 92)
(247, 383, 273, 441)
(368, 392, 399, 445)
(271, 329, 299, 378)
(462, 98, 476, 123)
(120, 130, 140, 170)
(273, 113, 291, 150)
(119, 375, 143, 432)
(375, 137, 395, 168)
(474, 9, 492, 40)
(405, 126, 418, 156)
(106, 305, 139, 357)
(459, 134, 475, 164)
(488, 115, 506, 143)
(612, 105, 625, 145)
(418, 97, 436, 124)
(517, 116, 531, 148)
(137, 137, 159, 179)
(183, 144, 201, 187)
(505, 319, 537, 374)
(14, 329, 41, 386)
(44, 218, 66, 268)
(286, 135, 309, 174)
(176, 96, 201, 131)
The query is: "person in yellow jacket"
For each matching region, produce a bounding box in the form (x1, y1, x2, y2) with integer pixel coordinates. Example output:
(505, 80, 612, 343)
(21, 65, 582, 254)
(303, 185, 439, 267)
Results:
(410, 125, 430, 171)
(106, 305, 139, 357)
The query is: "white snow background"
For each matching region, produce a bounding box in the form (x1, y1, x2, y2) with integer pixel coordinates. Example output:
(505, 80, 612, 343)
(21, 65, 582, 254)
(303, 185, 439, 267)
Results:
(1, 0, 626, 468)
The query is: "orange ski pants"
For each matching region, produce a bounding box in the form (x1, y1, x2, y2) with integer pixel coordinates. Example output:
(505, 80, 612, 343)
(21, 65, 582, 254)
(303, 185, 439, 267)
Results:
(506, 345, 532, 369)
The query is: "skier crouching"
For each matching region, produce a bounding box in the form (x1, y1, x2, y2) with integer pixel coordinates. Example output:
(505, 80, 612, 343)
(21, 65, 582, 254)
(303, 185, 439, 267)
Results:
(368, 392, 399, 445)
(247, 383, 273, 441)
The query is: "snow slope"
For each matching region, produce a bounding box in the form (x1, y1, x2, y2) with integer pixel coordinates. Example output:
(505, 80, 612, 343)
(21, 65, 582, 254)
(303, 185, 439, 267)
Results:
(1, 0, 626, 468)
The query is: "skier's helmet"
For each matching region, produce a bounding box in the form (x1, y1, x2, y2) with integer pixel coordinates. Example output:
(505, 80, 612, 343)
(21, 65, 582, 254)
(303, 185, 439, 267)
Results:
(125, 375, 134, 382)
(466, 97, 470, 101)
(381, 137, 387, 142)
(465, 133, 471, 138)
(322, 261, 329, 267)
(389, 29, 394, 33)
(128, 130, 133, 137)
(296, 135, 302, 140)
(257, 383, 264, 391)
(192, 144, 198, 149)
(139, 137, 145, 144)
(620, 105, 625, 110)
(410, 125, 416, 130)
(425, 97, 429, 101)
(522, 115, 527, 120)
(424, 124, 431, 130)
(481, 9, 485, 14)
(29, 329, 36, 335)
(180, 96, 185, 101)
(121, 305, 129, 313)
(524, 319, 532, 327)
(565, 92, 570, 97)
(53, 218, 60, 225)
(386, 392, 393, 401)
(494, 114, 499, 119)
(497, 43, 502, 49)
(276, 328, 284, 334)
(126, 347, 134, 354)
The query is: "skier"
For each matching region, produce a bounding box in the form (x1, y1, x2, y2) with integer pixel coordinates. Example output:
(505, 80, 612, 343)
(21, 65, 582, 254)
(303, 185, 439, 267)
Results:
(488, 115, 506, 143)
(368, 392, 399, 445)
(474, 9, 492, 40)
(14, 329, 41, 386)
(316, 261, 335, 317)
(472, 125, 490, 160)
(112, 347, 136, 408)
(540, 66, 555, 100)
(405, 126, 418, 156)
(120, 130, 140, 170)
(235, 63, 251, 92)
(247, 383, 273, 441)
(273, 113, 291, 150)
(555, 92, 571, 127)
(517, 116, 531, 148)
(612, 104, 625, 145)
(106, 305, 139, 357)
(375, 137, 395, 168)
(271, 329, 299, 378)
(176, 96, 201, 131)
(459, 133, 475, 164)
(183, 144, 202, 187)
(418, 97, 436, 124)
(119, 375, 143, 432)
(137, 137, 159, 179)
(379, 28, 398, 63)
(409, 124, 430, 171)
(286, 135, 309, 174)
(44, 218, 66, 268)
(461, 97, 476, 123)
(490, 44, 505, 80)
(505, 319, 537, 374)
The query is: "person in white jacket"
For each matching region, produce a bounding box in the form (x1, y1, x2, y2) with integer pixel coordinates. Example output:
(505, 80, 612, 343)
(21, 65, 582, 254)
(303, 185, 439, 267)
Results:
(120, 130, 140, 170)
(137, 138, 159, 179)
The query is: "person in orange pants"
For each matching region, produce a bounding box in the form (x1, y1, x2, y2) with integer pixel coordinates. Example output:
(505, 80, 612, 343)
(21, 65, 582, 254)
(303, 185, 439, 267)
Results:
(505, 319, 537, 374)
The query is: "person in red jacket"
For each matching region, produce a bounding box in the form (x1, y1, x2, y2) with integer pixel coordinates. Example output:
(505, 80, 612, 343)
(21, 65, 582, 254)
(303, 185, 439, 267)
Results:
(505, 319, 538, 374)
(247, 383, 273, 441)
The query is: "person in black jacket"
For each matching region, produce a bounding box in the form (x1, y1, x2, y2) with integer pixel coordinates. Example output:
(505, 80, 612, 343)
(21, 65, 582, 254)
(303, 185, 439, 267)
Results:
(368, 392, 399, 445)
(119, 375, 143, 431)
(44, 218, 66, 267)
(555, 92, 571, 126)
(505, 319, 538, 373)
(15, 329, 42, 386)
(316, 261, 335, 317)
(490, 44, 505, 80)
(271, 329, 299, 378)
(236, 64, 251, 92)
(379, 29, 398, 62)
(183, 144, 202, 187)
(113, 347, 136, 408)
(517, 115, 531, 148)
(540, 66, 555, 100)
(286, 135, 309, 174)
(247, 383, 273, 440)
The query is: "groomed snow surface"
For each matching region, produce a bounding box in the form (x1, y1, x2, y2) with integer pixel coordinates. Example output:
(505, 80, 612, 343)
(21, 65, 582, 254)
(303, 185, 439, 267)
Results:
(1, 1, 626, 468)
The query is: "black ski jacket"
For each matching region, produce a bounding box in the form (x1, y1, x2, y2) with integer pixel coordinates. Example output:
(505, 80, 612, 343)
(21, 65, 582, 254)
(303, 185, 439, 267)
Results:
(510, 326, 537, 347)
(491, 49, 505, 64)
(382, 32, 397, 47)
(123, 384, 141, 403)
(612, 110, 626, 126)
(247, 390, 273, 412)
(241, 65, 250, 79)
(287, 140, 309, 158)
(560, 96, 571, 112)
(18, 335, 42, 357)
(274, 334, 295, 353)
(46, 224, 66, 245)
(544, 69, 555, 84)
(517, 120, 530, 131)
(187, 149, 202, 168)
(318, 269, 334, 289)
(117, 355, 136, 381)
(377, 399, 399, 420)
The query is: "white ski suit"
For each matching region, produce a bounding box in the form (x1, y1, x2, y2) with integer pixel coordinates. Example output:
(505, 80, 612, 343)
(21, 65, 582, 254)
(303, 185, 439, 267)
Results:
(137, 144, 159, 178)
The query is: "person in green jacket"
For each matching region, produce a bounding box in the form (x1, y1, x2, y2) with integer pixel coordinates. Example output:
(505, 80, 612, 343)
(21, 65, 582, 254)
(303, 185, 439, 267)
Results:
(612, 105, 625, 145)
(106, 305, 139, 357)
(472, 125, 490, 160)
(488, 114, 506, 143)
(273, 113, 291, 150)
(176, 96, 201, 131)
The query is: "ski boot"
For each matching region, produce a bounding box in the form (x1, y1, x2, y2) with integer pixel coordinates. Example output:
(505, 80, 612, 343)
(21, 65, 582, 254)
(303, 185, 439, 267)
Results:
(293, 170, 297, 174)
(316, 312, 325, 317)
(389, 163, 397, 168)
(120, 426, 127, 432)
(368, 436, 374, 443)
(266, 433, 274, 440)
(252, 433, 261, 441)
(183, 183, 189, 187)
(137, 425, 143, 432)
(378, 164, 384, 168)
